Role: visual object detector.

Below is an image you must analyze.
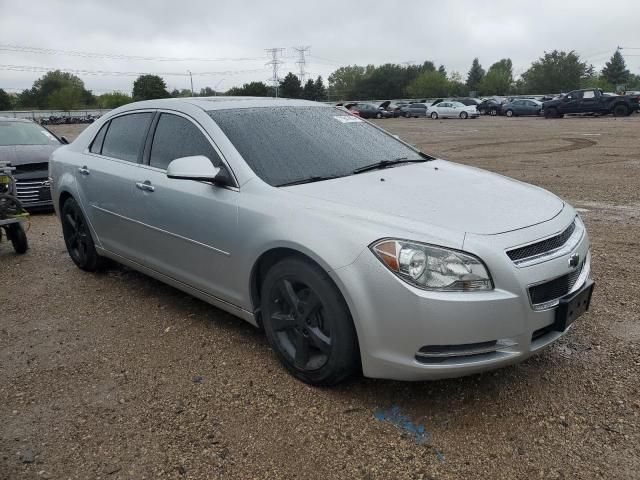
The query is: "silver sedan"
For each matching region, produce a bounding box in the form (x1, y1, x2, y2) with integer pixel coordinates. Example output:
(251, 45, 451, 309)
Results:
(49, 98, 594, 385)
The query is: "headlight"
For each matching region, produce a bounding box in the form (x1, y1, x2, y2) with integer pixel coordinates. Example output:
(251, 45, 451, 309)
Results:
(370, 239, 493, 291)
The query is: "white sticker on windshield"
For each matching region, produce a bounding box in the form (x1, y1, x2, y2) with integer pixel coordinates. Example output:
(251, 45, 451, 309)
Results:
(333, 115, 363, 123)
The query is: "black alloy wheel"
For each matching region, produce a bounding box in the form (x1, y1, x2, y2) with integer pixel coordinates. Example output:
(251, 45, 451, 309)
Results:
(261, 257, 359, 385)
(61, 198, 104, 271)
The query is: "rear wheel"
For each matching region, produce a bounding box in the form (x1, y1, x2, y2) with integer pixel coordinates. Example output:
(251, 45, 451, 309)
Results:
(6, 223, 28, 254)
(404, 112, 411, 118)
(613, 104, 629, 117)
(460, 111, 468, 119)
(61, 197, 104, 271)
(490, 108, 498, 116)
(505, 109, 514, 117)
(261, 257, 359, 386)
(430, 112, 438, 119)
(376, 112, 382, 119)
(544, 107, 558, 119)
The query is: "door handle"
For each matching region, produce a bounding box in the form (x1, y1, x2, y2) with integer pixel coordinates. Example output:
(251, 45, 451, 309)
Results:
(78, 166, 90, 175)
(135, 181, 155, 192)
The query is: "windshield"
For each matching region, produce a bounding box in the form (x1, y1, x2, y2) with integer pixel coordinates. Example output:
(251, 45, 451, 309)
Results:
(0, 121, 61, 146)
(208, 106, 424, 186)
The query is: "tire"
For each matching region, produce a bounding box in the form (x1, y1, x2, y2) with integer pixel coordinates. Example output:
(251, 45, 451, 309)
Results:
(61, 197, 104, 271)
(430, 112, 438, 119)
(613, 104, 629, 117)
(505, 110, 514, 117)
(404, 112, 411, 118)
(6, 223, 28, 254)
(544, 107, 558, 119)
(460, 111, 468, 119)
(376, 112, 382, 119)
(260, 257, 359, 386)
(490, 108, 497, 116)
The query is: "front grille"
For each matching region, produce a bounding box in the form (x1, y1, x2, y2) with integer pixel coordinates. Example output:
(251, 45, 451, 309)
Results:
(16, 178, 50, 204)
(507, 220, 576, 262)
(13, 162, 48, 174)
(529, 262, 583, 306)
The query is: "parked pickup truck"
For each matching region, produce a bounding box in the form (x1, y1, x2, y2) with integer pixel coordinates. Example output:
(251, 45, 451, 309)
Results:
(543, 89, 639, 118)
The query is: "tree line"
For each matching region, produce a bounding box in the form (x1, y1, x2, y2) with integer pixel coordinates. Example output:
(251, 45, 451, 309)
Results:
(1, 49, 638, 111)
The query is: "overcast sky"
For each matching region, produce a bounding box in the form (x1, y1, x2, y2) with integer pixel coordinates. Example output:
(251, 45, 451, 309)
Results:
(1, 0, 638, 95)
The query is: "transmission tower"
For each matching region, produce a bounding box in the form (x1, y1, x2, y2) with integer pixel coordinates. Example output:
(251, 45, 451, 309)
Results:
(265, 47, 285, 97)
(293, 46, 311, 84)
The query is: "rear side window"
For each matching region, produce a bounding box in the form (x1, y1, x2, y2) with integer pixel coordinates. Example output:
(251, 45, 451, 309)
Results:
(149, 113, 221, 170)
(89, 122, 109, 154)
(101, 112, 153, 163)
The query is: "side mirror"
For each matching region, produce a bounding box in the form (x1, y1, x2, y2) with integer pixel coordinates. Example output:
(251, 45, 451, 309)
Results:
(60, 136, 69, 144)
(166, 155, 221, 182)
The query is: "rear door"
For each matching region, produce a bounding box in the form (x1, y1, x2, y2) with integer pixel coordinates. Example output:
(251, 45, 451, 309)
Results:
(131, 111, 240, 302)
(76, 111, 154, 262)
(579, 90, 597, 113)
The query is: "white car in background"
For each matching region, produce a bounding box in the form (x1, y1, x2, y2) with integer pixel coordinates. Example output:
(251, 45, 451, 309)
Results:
(429, 101, 479, 119)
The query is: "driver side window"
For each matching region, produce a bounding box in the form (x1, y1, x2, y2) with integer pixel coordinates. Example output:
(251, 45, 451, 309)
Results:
(149, 113, 222, 171)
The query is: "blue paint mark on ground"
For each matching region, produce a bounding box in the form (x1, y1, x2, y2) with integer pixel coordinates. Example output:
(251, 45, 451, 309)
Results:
(373, 404, 445, 462)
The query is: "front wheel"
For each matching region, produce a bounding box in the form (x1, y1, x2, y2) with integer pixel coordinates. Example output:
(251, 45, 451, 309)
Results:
(430, 112, 438, 119)
(460, 111, 468, 119)
(376, 112, 382, 119)
(261, 257, 359, 386)
(505, 109, 514, 117)
(490, 108, 497, 116)
(404, 112, 411, 118)
(61, 197, 105, 271)
(544, 107, 558, 119)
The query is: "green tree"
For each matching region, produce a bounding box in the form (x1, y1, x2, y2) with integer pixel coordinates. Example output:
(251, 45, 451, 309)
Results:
(226, 81, 270, 97)
(97, 92, 132, 109)
(302, 79, 315, 100)
(479, 58, 513, 95)
(407, 70, 450, 98)
(48, 86, 84, 110)
(448, 72, 467, 96)
(314, 76, 327, 101)
(0, 89, 13, 110)
(437, 65, 447, 77)
(328, 65, 365, 100)
(279, 72, 302, 98)
(466, 58, 485, 92)
(521, 50, 587, 93)
(602, 50, 630, 86)
(132, 75, 170, 101)
(199, 86, 216, 96)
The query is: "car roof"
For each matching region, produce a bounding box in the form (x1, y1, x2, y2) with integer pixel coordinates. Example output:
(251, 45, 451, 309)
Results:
(0, 116, 32, 123)
(119, 96, 326, 112)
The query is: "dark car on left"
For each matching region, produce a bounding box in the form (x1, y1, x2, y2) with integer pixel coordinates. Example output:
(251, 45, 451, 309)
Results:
(0, 117, 67, 209)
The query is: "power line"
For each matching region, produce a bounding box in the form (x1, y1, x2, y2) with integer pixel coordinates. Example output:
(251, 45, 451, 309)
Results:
(0, 64, 265, 77)
(292, 46, 311, 84)
(0, 43, 264, 62)
(265, 48, 284, 97)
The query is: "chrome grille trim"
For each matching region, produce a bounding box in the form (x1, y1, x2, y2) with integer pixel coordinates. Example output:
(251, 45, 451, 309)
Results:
(528, 251, 591, 311)
(506, 218, 584, 267)
(16, 178, 50, 204)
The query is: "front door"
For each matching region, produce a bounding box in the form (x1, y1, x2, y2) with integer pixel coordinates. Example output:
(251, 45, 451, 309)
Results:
(131, 112, 240, 304)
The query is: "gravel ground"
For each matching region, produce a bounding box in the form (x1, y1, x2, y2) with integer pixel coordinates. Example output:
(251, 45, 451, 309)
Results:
(1, 115, 639, 479)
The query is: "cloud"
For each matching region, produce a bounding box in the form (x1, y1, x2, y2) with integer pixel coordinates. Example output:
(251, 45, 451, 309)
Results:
(0, 0, 637, 94)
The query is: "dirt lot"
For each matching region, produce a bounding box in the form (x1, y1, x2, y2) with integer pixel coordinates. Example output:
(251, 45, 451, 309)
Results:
(1, 115, 639, 479)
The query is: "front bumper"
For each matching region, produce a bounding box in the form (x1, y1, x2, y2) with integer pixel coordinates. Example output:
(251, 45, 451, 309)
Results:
(330, 209, 592, 381)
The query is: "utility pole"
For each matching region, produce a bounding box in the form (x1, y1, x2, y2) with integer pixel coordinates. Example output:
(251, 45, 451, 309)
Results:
(293, 46, 311, 84)
(188, 70, 194, 96)
(265, 48, 285, 97)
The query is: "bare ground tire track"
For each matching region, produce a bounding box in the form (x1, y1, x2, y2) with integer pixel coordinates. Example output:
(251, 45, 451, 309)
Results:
(443, 137, 597, 158)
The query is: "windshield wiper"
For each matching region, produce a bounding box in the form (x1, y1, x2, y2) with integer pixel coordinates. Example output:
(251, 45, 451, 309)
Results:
(352, 157, 427, 174)
(277, 175, 342, 187)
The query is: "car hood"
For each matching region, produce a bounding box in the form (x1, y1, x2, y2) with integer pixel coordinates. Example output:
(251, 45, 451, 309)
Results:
(285, 160, 564, 235)
(0, 144, 59, 166)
